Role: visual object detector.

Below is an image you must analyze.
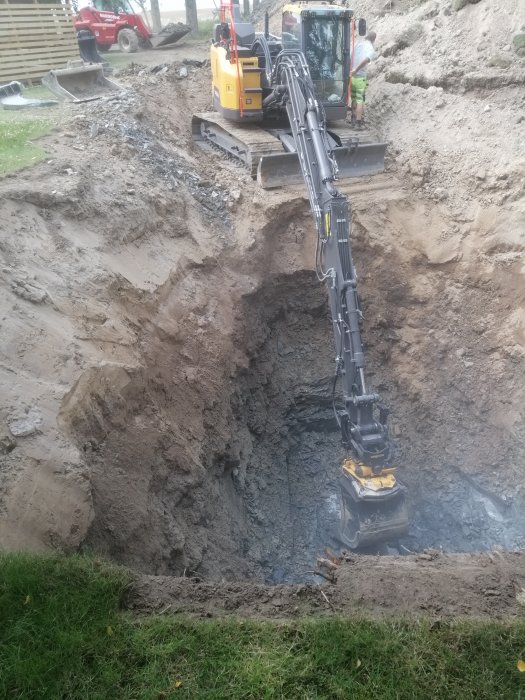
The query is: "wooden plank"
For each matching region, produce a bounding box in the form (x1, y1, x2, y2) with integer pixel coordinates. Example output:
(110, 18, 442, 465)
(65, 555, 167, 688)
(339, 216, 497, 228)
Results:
(0, 24, 75, 32)
(1, 25, 77, 36)
(0, 11, 74, 19)
(0, 13, 74, 21)
(0, 3, 71, 9)
(0, 63, 72, 76)
(0, 7, 73, 14)
(0, 51, 78, 68)
(0, 62, 75, 79)
(0, 36, 78, 46)
(0, 40, 78, 50)
(0, 11, 73, 16)
(0, 29, 77, 38)
(0, 9, 73, 16)
(0, 3, 70, 7)
(0, 44, 78, 57)
(0, 28, 74, 33)
(0, 57, 78, 77)
(0, 69, 51, 82)
(0, 6, 73, 13)
(0, 27, 75, 35)
(0, 40, 79, 50)
(0, 16, 74, 24)
(0, 10, 70, 15)
(0, 29, 76, 39)
(2, 50, 79, 68)
(0, 7, 71, 12)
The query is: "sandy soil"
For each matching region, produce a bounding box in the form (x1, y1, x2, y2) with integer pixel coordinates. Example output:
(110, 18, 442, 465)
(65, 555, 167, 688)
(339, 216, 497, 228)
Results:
(0, 0, 524, 598)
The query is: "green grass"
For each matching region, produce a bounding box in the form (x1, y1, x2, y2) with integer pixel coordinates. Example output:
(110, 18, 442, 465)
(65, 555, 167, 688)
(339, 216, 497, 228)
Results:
(1, 553, 525, 699)
(0, 114, 53, 176)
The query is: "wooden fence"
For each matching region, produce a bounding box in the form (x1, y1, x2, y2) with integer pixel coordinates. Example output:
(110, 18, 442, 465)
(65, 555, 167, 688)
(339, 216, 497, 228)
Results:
(0, 0, 79, 84)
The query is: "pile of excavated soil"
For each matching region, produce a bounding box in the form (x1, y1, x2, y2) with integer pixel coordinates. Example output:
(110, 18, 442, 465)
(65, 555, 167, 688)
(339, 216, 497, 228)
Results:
(128, 551, 525, 619)
(0, 0, 524, 590)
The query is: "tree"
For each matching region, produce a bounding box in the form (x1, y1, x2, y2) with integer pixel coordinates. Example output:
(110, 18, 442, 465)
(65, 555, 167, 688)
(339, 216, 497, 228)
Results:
(185, 0, 198, 31)
(149, 0, 162, 33)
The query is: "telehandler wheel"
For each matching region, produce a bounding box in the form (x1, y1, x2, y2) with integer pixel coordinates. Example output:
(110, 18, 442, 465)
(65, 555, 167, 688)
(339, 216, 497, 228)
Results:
(118, 28, 139, 53)
(96, 43, 111, 53)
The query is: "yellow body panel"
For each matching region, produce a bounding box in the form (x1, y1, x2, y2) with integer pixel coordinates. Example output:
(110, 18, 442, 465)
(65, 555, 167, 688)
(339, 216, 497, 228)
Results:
(210, 44, 262, 117)
(342, 458, 397, 491)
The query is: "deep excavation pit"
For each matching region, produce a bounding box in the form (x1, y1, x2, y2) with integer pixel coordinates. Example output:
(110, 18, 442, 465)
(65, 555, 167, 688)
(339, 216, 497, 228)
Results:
(2, 31, 524, 580)
(54, 190, 525, 583)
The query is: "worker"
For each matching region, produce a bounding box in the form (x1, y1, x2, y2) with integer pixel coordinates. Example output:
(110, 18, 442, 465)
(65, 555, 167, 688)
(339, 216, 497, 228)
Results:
(349, 31, 376, 129)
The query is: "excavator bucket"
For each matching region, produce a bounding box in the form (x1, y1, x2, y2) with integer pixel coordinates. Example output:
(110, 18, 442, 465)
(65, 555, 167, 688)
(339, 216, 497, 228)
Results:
(42, 61, 122, 103)
(149, 22, 191, 48)
(77, 30, 112, 74)
(257, 141, 387, 189)
(339, 488, 408, 549)
(338, 460, 409, 549)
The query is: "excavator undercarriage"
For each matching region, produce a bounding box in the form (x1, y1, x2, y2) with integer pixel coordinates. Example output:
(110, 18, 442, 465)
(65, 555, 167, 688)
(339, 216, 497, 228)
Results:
(195, 0, 409, 549)
(192, 112, 386, 189)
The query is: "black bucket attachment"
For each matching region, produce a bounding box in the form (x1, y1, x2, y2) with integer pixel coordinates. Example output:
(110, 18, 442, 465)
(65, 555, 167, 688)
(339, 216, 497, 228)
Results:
(77, 30, 112, 74)
(42, 60, 122, 102)
(150, 22, 191, 48)
(257, 141, 387, 189)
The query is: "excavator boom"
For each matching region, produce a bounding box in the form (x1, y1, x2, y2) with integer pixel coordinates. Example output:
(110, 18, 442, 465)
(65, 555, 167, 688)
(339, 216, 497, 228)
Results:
(193, 0, 408, 548)
(267, 50, 408, 547)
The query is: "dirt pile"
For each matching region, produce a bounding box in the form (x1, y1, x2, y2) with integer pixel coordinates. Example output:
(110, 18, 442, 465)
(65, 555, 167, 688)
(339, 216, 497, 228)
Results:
(129, 551, 525, 619)
(0, 0, 524, 589)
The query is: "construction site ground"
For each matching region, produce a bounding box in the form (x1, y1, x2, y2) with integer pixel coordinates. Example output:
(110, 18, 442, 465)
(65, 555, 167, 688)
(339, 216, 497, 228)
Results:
(1, 0, 525, 625)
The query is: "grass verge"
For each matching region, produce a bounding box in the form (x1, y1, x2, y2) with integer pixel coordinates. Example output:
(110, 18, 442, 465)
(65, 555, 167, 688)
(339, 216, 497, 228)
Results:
(1, 553, 525, 699)
(0, 115, 53, 177)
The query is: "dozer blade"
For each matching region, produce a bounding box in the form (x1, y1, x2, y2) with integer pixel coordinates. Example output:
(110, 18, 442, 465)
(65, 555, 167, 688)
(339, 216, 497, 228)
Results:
(42, 61, 122, 103)
(150, 22, 191, 48)
(257, 142, 387, 190)
(338, 461, 408, 549)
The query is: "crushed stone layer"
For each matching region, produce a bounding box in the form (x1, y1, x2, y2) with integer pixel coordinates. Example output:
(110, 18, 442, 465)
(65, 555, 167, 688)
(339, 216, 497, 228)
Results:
(127, 552, 525, 619)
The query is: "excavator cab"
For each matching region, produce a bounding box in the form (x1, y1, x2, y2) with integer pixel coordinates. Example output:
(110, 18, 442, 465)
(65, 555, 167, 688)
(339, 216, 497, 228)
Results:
(281, 4, 352, 120)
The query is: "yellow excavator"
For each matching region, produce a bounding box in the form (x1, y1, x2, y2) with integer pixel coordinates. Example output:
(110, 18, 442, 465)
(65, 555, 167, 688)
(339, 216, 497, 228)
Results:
(193, 0, 408, 548)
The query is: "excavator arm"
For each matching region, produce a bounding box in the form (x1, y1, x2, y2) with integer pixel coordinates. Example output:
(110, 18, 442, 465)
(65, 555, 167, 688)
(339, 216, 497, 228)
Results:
(268, 51, 408, 548)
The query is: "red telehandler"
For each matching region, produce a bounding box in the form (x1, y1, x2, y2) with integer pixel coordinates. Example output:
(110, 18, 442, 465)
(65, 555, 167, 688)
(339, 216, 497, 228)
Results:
(74, 0, 190, 53)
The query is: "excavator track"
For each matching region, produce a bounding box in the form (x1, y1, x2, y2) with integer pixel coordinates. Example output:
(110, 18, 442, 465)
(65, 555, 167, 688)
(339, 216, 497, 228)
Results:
(192, 112, 387, 188)
(192, 112, 284, 178)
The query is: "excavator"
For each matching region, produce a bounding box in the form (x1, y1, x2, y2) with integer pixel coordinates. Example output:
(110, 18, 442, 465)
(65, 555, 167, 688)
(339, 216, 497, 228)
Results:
(194, 0, 408, 548)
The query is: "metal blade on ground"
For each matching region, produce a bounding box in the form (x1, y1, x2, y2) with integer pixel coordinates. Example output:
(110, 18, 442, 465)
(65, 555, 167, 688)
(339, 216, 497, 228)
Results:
(257, 142, 387, 189)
